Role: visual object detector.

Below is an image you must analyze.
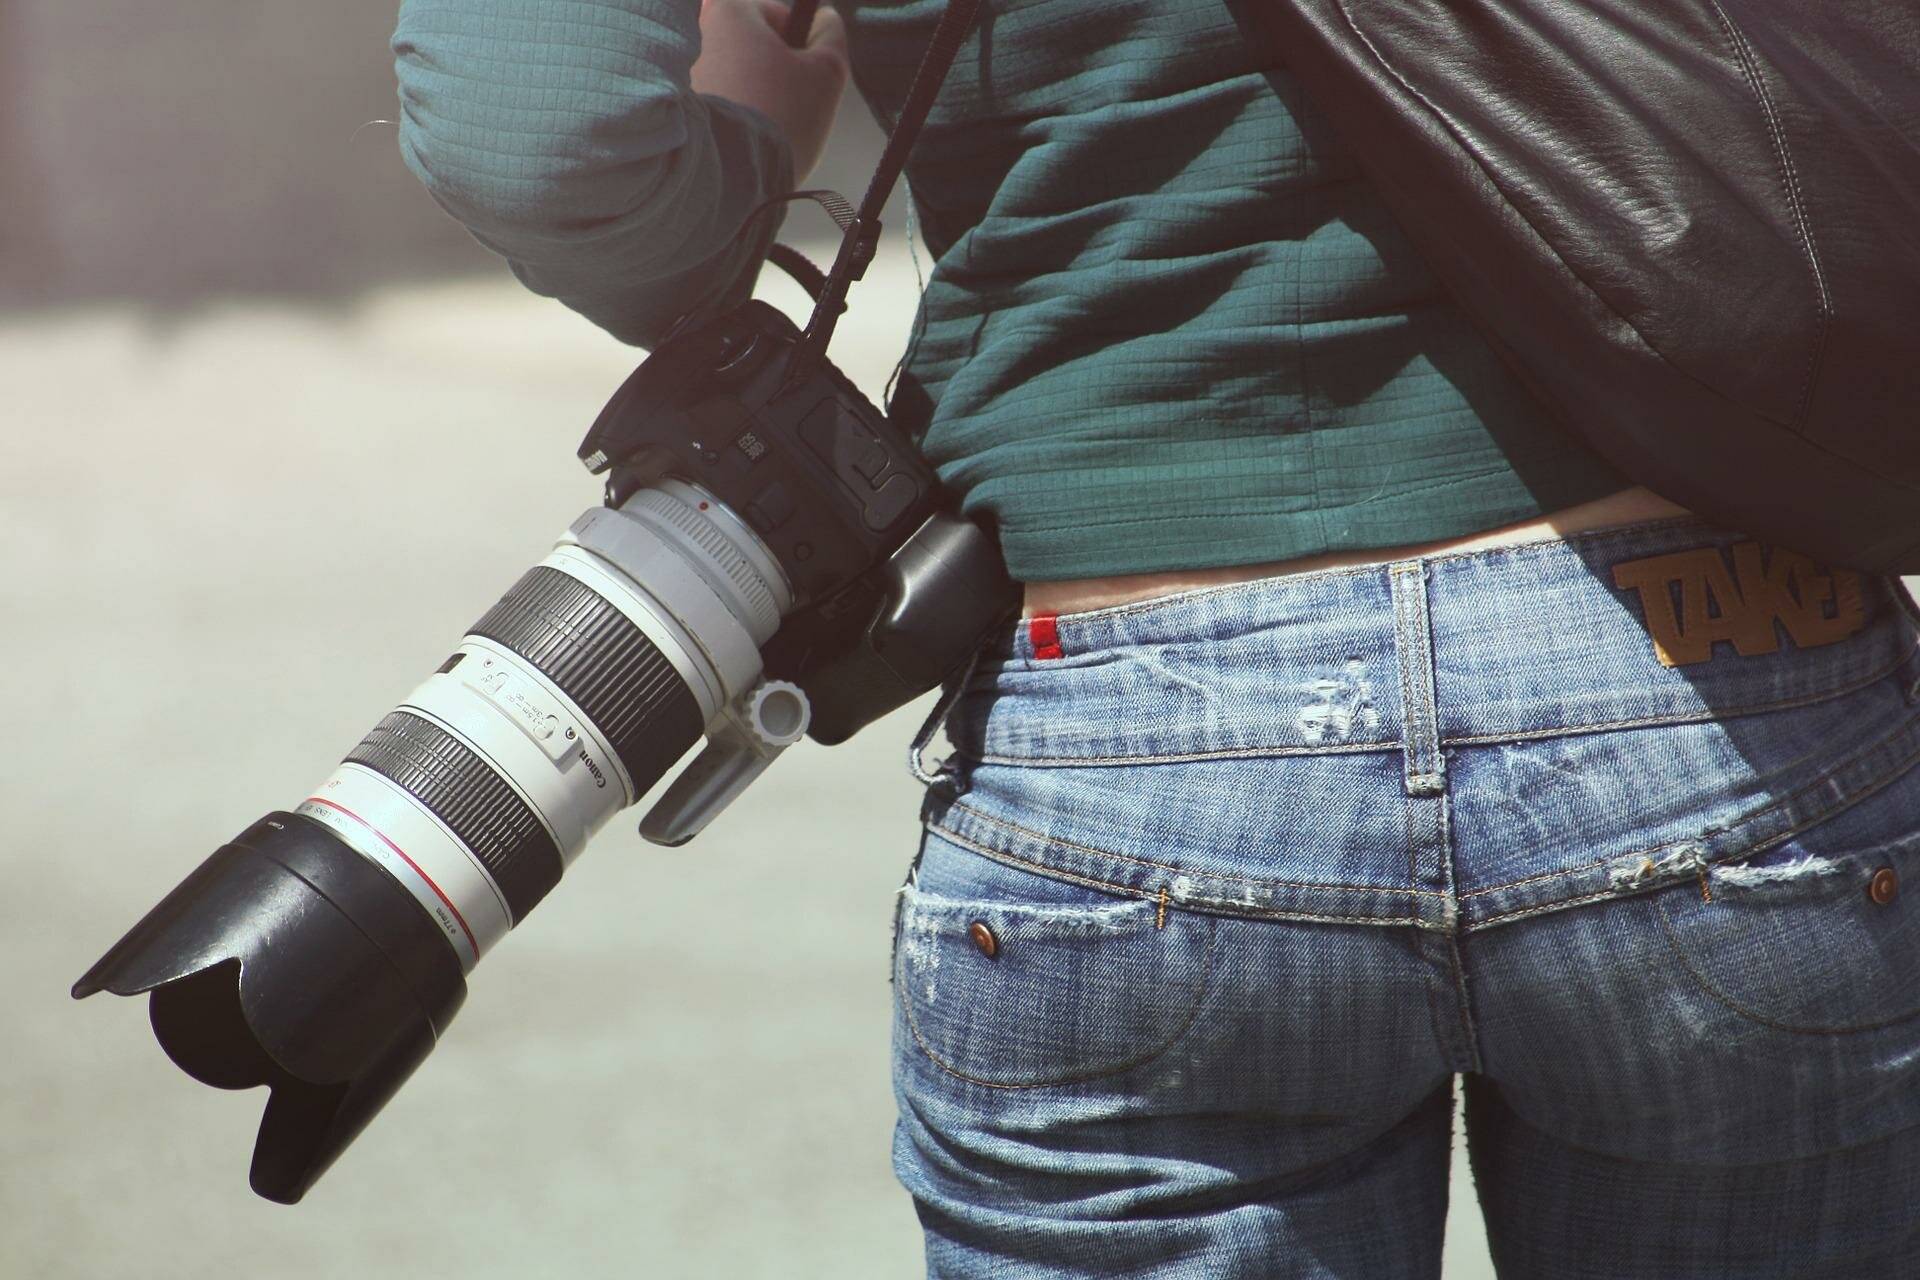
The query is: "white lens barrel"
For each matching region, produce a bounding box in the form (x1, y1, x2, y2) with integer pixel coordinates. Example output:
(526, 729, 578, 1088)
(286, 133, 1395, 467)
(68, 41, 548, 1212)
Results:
(299, 481, 788, 971)
(619, 477, 792, 642)
(562, 488, 787, 718)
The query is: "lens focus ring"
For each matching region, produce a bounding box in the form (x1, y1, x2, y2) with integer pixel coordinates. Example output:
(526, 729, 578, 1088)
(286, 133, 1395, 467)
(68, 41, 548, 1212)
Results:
(344, 711, 562, 922)
(469, 567, 705, 797)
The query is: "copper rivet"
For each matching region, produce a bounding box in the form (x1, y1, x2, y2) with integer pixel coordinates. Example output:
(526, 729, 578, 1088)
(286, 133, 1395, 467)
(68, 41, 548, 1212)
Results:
(1869, 867, 1898, 906)
(968, 921, 998, 958)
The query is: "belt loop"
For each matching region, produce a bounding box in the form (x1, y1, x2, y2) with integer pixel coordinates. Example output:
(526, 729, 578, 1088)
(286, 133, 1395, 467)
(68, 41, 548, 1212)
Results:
(1390, 559, 1446, 797)
(1029, 611, 1064, 660)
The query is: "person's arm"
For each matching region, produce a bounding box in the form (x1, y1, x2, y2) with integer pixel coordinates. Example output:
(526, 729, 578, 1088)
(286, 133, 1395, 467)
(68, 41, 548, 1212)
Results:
(393, 0, 844, 347)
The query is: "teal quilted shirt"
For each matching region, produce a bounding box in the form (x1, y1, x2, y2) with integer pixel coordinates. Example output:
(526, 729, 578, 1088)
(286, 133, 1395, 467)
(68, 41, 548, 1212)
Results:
(394, 0, 1627, 581)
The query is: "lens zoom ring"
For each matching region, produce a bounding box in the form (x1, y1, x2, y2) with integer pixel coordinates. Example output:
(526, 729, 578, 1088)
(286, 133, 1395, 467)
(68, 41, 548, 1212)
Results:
(469, 567, 704, 795)
(344, 711, 561, 922)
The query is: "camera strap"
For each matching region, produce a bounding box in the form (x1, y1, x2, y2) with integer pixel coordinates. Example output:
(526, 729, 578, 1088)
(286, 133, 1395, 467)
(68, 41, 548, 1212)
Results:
(713, 0, 982, 384)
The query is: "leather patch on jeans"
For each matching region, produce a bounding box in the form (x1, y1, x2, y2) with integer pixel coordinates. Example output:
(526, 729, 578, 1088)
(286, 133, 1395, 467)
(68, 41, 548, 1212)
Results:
(1611, 541, 1867, 667)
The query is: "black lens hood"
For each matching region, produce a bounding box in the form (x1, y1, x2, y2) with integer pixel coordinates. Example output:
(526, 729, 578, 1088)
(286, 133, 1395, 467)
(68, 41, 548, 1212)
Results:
(72, 812, 467, 1203)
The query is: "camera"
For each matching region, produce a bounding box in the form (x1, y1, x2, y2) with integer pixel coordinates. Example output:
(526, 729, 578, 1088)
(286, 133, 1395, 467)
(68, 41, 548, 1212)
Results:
(72, 296, 1016, 1203)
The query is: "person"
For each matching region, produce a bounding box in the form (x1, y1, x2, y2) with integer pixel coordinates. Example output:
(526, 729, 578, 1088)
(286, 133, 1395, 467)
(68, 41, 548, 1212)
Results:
(392, 0, 1920, 1273)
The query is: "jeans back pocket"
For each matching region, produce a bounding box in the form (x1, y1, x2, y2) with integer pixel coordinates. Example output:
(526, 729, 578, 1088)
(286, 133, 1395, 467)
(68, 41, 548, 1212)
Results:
(894, 883, 1213, 1089)
(1657, 763, 1920, 1034)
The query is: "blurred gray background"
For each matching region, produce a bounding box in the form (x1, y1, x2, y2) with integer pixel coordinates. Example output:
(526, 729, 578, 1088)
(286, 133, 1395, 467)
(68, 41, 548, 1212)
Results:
(0, 3, 1572, 1276)
(0, 0, 903, 305)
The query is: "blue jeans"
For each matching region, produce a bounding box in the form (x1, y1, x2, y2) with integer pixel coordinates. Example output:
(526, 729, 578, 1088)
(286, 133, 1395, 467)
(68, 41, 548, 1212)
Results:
(890, 515, 1920, 1278)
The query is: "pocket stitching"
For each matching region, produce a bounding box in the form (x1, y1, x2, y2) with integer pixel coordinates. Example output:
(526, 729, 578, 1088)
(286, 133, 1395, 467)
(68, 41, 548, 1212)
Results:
(897, 911, 1217, 1091)
(1653, 886, 1920, 1036)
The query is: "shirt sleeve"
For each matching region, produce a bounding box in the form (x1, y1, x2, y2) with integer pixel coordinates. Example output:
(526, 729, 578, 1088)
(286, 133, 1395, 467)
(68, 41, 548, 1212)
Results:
(393, 0, 796, 348)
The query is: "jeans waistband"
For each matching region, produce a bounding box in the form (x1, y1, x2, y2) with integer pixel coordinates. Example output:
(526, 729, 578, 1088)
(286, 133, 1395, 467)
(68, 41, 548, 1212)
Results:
(951, 515, 1920, 764)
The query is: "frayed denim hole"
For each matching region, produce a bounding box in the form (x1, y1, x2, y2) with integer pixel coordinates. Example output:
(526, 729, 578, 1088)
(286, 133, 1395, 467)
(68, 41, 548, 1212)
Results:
(1607, 842, 1709, 894)
(1709, 853, 1852, 899)
(898, 885, 1158, 936)
(1706, 768, 1920, 898)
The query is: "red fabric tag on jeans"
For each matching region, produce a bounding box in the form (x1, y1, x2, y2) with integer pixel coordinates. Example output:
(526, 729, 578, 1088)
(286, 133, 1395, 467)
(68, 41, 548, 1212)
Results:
(1029, 611, 1063, 660)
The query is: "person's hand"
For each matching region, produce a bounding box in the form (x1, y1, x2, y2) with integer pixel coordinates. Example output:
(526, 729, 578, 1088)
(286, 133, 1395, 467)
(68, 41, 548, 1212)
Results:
(691, 0, 849, 186)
